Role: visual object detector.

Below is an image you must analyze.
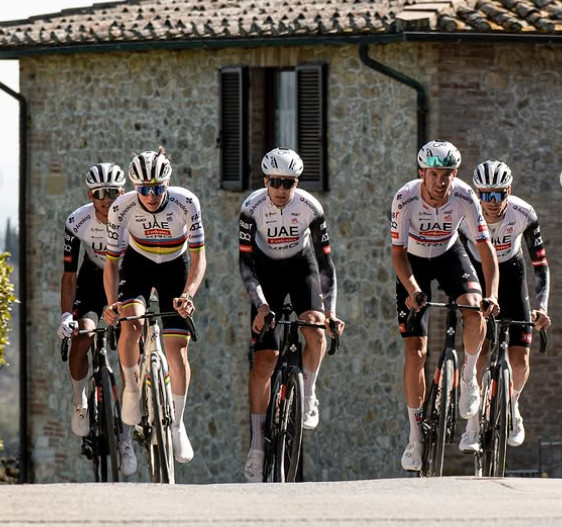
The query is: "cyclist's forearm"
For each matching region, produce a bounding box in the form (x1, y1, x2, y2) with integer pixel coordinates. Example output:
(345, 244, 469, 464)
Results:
(184, 248, 207, 298)
(60, 272, 77, 314)
(533, 264, 550, 312)
(477, 241, 499, 299)
(391, 247, 420, 295)
(103, 258, 120, 305)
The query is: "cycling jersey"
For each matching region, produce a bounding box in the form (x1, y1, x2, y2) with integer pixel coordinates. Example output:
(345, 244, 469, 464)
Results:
(460, 194, 549, 312)
(106, 187, 205, 264)
(391, 178, 490, 258)
(64, 203, 126, 272)
(239, 187, 336, 314)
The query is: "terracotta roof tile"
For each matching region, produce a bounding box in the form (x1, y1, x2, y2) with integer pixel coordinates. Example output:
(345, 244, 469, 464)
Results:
(0, 0, 560, 53)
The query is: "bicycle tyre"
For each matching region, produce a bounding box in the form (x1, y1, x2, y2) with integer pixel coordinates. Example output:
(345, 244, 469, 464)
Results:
(433, 355, 454, 477)
(275, 367, 304, 482)
(490, 366, 510, 477)
(479, 369, 493, 476)
(86, 379, 101, 482)
(101, 368, 120, 482)
(263, 371, 283, 483)
(150, 359, 174, 484)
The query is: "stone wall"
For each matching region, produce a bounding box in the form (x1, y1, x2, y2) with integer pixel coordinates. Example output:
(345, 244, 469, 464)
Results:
(19, 40, 562, 482)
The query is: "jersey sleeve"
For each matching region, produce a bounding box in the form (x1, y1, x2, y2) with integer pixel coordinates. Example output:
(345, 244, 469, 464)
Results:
(186, 194, 205, 253)
(239, 210, 267, 308)
(523, 212, 550, 311)
(310, 215, 337, 314)
(106, 202, 127, 262)
(390, 187, 411, 248)
(63, 223, 81, 273)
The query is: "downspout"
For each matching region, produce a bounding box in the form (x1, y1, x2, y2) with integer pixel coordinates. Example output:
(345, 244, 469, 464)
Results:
(0, 80, 28, 483)
(359, 44, 427, 149)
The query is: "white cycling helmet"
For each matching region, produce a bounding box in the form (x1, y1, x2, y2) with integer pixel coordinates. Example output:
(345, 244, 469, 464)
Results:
(261, 147, 304, 178)
(85, 163, 126, 189)
(417, 140, 462, 169)
(129, 147, 172, 185)
(473, 160, 513, 190)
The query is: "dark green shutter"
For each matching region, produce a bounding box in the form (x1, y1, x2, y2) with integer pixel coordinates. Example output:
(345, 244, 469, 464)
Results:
(220, 66, 249, 190)
(297, 63, 328, 191)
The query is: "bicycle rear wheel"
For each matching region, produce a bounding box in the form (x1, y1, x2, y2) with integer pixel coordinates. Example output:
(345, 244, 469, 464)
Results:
(275, 367, 304, 482)
(478, 369, 493, 476)
(101, 368, 120, 482)
(150, 359, 175, 484)
(84, 379, 101, 482)
(263, 371, 282, 483)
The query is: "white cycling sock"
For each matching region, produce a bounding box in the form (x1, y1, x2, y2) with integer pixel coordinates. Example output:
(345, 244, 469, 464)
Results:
(463, 353, 479, 382)
(250, 413, 266, 452)
(71, 376, 88, 407)
(511, 389, 522, 417)
(466, 414, 480, 434)
(119, 424, 131, 443)
(172, 393, 187, 429)
(407, 406, 424, 443)
(303, 367, 318, 398)
(122, 365, 140, 392)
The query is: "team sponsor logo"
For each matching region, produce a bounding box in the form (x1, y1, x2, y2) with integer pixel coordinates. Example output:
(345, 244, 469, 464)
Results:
(453, 191, 472, 204)
(117, 201, 136, 222)
(391, 231, 399, 239)
(467, 281, 481, 291)
(299, 197, 319, 216)
(145, 228, 172, 236)
(248, 196, 266, 215)
(239, 219, 252, 230)
(522, 332, 532, 344)
(419, 221, 452, 235)
(536, 248, 546, 257)
(397, 196, 418, 210)
(169, 195, 189, 215)
(72, 215, 90, 234)
(267, 225, 299, 245)
(513, 206, 532, 220)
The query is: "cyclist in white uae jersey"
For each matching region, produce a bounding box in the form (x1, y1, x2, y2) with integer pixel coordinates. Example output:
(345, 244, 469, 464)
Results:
(239, 147, 345, 483)
(56, 163, 138, 476)
(391, 140, 500, 472)
(458, 160, 550, 453)
(103, 147, 206, 465)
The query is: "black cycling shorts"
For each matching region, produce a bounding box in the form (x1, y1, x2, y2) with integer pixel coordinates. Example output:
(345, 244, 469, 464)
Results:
(396, 240, 482, 338)
(72, 258, 106, 322)
(119, 247, 191, 335)
(474, 254, 532, 348)
(252, 247, 323, 351)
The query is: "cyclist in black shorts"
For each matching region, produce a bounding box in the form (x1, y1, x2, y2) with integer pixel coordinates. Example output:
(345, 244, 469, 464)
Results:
(103, 147, 206, 465)
(458, 160, 551, 452)
(239, 147, 345, 483)
(390, 140, 500, 472)
(57, 163, 137, 476)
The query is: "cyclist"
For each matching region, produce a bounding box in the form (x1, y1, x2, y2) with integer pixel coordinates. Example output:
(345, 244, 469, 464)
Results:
(103, 146, 206, 465)
(239, 147, 345, 483)
(458, 160, 551, 452)
(390, 140, 500, 472)
(56, 163, 137, 476)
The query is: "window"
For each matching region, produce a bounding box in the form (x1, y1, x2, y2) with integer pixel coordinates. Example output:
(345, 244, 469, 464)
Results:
(219, 63, 328, 191)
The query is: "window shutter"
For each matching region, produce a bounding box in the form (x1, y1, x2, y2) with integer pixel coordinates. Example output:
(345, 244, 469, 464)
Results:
(296, 63, 328, 191)
(220, 66, 249, 191)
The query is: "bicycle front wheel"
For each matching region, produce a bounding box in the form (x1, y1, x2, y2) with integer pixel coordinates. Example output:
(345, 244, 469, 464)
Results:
(478, 369, 493, 477)
(101, 368, 120, 482)
(432, 356, 454, 477)
(275, 367, 304, 483)
(489, 366, 510, 477)
(263, 371, 282, 483)
(150, 359, 175, 484)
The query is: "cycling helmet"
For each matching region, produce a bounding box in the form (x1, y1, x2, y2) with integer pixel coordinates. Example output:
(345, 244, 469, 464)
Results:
(85, 163, 126, 189)
(417, 140, 462, 169)
(261, 147, 304, 178)
(128, 147, 172, 185)
(473, 160, 513, 190)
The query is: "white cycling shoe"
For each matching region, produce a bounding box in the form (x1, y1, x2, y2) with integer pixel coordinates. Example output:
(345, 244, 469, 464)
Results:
(459, 430, 480, 453)
(71, 404, 89, 437)
(119, 438, 138, 477)
(244, 450, 265, 483)
(401, 441, 423, 471)
(303, 395, 319, 430)
(508, 414, 525, 447)
(459, 369, 480, 419)
(172, 421, 194, 463)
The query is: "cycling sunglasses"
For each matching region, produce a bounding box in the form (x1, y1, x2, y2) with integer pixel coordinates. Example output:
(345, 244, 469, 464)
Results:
(136, 184, 167, 196)
(479, 190, 508, 202)
(91, 188, 121, 200)
(268, 177, 297, 189)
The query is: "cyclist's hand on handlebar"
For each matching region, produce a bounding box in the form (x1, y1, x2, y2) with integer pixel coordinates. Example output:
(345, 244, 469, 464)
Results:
(325, 312, 345, 338)
(57, 312, 78, 339)
(173, 293, 195, 318)
(103, 302, 121, 326)
(480, 296, 500, 318)
(532, 308, 551, 331)
(252, 304, 274, 334)
(406, 291, 427, 312)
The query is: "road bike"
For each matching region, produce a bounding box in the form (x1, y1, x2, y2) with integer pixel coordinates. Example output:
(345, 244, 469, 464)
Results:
(116, 309, 197, 484)
(61, 326, 122, 482)
(407, 295, 485, 477)
(260, 304, 339, 483)
(475, 317, 547, 477)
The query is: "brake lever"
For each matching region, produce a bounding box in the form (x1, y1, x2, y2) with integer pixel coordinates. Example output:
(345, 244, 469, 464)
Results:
(328, 319, 339, 355)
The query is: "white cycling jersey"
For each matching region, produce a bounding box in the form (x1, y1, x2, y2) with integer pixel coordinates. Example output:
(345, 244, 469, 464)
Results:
(64, 202, 127, 271)
(462, 195, 544, 264)
(106, 187, 204, 264)
(391, 178, 489, 258)
(240, 188, 326, 259)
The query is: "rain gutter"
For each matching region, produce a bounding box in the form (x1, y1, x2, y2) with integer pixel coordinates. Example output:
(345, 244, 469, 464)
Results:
(0, 80, 28, 483)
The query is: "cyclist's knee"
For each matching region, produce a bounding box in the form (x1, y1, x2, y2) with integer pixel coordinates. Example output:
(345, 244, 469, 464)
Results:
(404, 337, 427, 364)
(252, 349, 278, 379)
(509, 346, 530, 373)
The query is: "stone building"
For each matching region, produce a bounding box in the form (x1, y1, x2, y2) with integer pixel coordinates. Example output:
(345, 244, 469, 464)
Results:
(0, 0, 561, 483)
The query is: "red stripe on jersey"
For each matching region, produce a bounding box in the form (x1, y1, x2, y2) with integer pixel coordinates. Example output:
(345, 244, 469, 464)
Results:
(239, 245, 253, 253)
